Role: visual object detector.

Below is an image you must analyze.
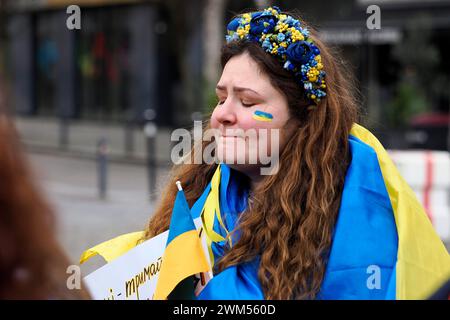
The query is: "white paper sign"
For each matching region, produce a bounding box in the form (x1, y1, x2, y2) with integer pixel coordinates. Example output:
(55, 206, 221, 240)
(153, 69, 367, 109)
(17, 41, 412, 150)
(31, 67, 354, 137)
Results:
(83, 218, 212, 300)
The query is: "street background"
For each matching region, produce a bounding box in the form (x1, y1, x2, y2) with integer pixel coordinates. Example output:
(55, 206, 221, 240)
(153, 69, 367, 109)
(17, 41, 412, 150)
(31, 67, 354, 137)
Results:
(30, 151, 170, 274)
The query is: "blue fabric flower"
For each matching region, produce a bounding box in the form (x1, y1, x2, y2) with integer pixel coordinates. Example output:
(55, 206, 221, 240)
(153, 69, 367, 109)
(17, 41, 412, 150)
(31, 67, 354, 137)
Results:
(277, 46, 286, 55)
(250, 14, 277, 35)
(311, 44, 320, 55)
(286, 41, 314, 65)
(227, 17, 241, 33)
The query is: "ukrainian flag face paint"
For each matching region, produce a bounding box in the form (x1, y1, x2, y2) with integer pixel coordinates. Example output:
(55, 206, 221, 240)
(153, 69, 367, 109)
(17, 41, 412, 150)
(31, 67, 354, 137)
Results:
(252, 110, 273, 122)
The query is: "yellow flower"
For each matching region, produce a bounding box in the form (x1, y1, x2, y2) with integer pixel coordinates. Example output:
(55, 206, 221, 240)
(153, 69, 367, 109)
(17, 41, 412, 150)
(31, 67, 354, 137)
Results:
(271, 43, 279, 54)
(279, 42, 287, 48)
(242, 13, 251, 22)
(311, 94, 316, 100)
(279, 14, 287, 21)
(307, 67, 320, 82)
(275, 22, 289, 32)
(290, 28, 304, 42)
(237, 27, 248, 38)
(269, 8, 278, 16)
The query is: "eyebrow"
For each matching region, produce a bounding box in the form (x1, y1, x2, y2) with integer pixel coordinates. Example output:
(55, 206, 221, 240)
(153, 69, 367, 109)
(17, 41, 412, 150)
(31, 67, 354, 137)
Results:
(216, 85, 261, 96)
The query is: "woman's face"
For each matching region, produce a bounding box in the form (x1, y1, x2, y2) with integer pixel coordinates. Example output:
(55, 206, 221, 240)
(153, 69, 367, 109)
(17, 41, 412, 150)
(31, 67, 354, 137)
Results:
(210, 52, 298, 178)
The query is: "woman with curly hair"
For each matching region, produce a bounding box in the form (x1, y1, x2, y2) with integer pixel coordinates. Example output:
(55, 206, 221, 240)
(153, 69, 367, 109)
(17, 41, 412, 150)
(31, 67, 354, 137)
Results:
(85, 6, 449, 300)
(143, 7, 449, 300)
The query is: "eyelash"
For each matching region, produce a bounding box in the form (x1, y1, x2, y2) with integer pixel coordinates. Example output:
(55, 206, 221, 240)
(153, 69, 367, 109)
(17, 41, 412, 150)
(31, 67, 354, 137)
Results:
(217, 98, 255, 107)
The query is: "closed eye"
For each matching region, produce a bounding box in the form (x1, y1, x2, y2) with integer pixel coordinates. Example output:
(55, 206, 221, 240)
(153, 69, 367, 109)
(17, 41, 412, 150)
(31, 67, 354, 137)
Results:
(216, 95, 226, 105)
(242, 101, 255, 107)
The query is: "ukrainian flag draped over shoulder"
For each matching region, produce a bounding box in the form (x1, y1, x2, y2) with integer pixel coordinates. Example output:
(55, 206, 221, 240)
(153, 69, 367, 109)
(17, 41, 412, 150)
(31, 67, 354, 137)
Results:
(349, 124, 450, 299)
(194, 124, 450, 300)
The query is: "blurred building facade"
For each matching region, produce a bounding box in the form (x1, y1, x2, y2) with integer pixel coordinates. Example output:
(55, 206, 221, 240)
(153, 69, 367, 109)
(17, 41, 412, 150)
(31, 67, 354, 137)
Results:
(1, 0, 450, 157)
(4, 0, 183, 126)
(320, 0, 450, 149)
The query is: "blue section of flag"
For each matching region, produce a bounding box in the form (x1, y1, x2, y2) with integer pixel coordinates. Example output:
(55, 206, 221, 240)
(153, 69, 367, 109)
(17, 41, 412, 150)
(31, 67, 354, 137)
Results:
(166, 190, 196, 245)
(385, 268, 397, 300)
(191, 183, 211, 220)
(198, 258, 264, 300)
(318, 135, 398, 299)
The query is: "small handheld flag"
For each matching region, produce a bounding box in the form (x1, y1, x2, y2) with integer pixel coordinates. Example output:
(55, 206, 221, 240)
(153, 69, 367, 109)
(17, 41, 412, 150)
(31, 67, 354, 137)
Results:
(153, 181, 211, 299)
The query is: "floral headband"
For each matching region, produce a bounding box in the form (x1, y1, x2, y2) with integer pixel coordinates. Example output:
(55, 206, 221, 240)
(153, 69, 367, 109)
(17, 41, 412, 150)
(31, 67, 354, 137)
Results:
(226, 6, 326, 105)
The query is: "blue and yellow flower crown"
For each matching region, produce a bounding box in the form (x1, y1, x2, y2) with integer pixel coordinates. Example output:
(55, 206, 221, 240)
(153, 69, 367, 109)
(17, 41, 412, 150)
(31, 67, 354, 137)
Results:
(226, 6, 326, 105)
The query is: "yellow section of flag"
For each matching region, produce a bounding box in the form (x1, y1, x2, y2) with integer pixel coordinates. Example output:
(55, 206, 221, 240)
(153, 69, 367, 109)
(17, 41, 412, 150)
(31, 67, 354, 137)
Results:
(153, 230, 210, 300)
(79, 231, 144, 264)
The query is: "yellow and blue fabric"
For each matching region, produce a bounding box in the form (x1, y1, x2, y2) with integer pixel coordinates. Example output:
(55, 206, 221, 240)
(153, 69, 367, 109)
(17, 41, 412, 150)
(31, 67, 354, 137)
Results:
(192, 163, 249, 268)
(80, 124, 450, 299)
(193, 124, 450, 300)
(153, 188, 210, 300)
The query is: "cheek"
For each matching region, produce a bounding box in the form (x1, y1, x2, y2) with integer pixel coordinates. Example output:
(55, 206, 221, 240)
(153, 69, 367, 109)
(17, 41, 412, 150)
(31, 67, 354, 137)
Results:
(240, 113, 262, 130)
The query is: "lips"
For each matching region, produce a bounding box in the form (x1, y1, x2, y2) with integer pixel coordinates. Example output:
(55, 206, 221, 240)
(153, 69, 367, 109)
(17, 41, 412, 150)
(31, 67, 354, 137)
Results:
(218, 131, 245, 138)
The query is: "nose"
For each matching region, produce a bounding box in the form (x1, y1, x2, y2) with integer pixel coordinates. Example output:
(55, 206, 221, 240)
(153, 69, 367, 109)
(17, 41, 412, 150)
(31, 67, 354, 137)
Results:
(213, 99, 237, 127)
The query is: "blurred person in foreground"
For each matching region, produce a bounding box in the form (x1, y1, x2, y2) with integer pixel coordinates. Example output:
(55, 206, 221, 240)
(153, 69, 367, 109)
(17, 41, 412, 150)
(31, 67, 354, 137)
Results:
(0, 83, 90, 299)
